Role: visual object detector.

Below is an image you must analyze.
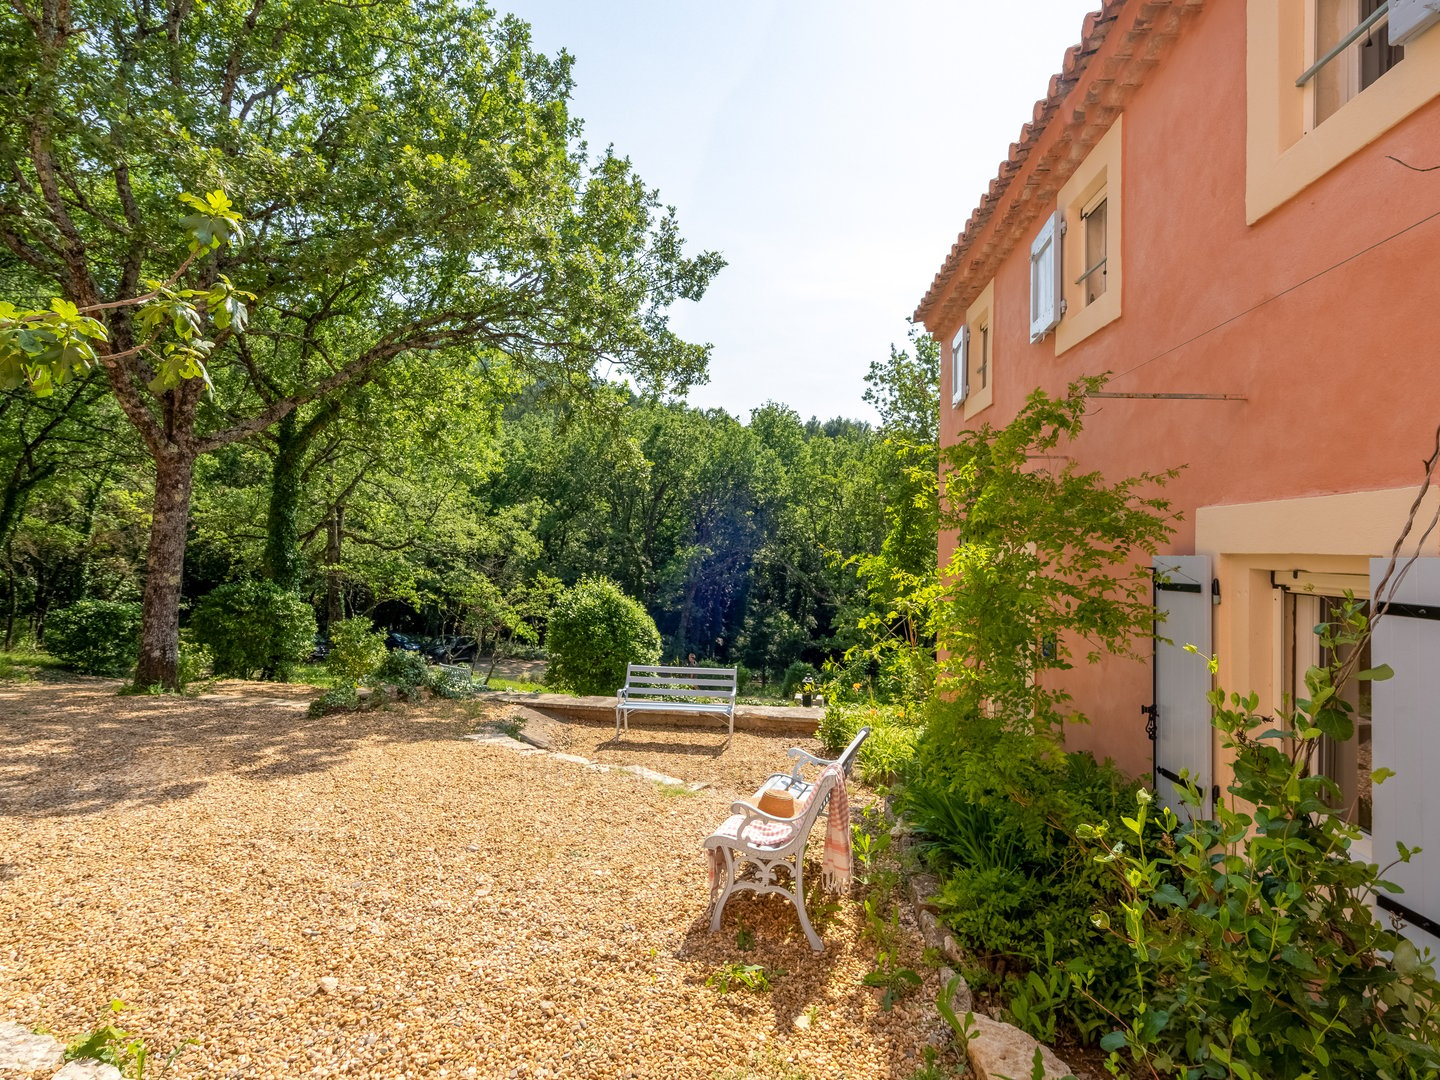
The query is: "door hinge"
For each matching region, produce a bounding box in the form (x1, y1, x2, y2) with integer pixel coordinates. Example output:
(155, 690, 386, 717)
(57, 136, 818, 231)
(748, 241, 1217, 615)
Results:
(1141, 703, 1158, 740)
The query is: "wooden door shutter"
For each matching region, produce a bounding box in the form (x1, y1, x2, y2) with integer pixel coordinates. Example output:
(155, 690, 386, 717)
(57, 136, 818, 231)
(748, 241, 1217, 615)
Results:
(951, 325, 969, 407)
(1029, 210, 1063, 342)
(1152, 555, 1213, 818)
(1370, 556, 1440, 955)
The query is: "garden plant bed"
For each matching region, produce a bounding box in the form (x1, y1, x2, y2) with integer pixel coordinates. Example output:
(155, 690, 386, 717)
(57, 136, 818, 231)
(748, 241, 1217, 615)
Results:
(0, 680, 948, 1079)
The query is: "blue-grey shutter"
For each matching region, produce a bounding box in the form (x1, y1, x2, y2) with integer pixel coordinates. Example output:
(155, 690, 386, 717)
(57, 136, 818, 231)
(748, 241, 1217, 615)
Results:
(1370, 556, 1440, 956)
(1390, 0, 1440, 46)
(951, 325, 969, 407)
(1029, 211, 1063, 342)
(1152, 555, 1213, 819)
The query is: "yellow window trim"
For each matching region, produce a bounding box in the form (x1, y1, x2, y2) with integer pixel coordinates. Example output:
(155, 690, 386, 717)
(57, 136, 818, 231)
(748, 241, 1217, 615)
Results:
(1055, 118, 1122, 356)
(1246, 1, 1440, 225)
(963, 280, 996, 419)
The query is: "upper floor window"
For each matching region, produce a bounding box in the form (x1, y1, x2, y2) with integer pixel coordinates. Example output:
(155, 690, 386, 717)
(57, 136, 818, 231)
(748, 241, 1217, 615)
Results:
(1305, 0, 1405, 128)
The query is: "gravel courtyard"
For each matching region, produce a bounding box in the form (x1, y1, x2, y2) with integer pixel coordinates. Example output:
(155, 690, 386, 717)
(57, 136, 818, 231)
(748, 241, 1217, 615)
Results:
(0, 680, 943, 1079)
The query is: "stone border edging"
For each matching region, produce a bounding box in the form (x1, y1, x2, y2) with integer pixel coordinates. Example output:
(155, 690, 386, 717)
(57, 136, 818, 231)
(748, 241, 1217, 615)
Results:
(486, 692, 822, 736)
(460, 731, 709, 791)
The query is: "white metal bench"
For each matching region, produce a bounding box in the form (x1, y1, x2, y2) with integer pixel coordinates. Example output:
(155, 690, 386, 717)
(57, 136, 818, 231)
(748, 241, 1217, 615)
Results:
(615, 664, 738, 738)
(703, 766, 843, 952)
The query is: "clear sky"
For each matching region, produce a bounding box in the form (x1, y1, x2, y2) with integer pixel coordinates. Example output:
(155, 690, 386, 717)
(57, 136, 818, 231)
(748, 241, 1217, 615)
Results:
(498, 1, 1101, 423)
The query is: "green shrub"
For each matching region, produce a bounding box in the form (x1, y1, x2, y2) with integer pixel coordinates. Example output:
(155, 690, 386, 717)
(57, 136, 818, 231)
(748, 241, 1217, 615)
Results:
(816, 700, 922, 784)
(191, 581, 317, 680)
(543, 577, 661, 695)
(427, 665, 479, 699)
(44, 599, 142, 676)
(326, 617, 387, 688)
(177, 635, 213, 686)
(308, 684, 359, 717)
(1088, 611, 1440, 1078)
(374, 649, 430, 701)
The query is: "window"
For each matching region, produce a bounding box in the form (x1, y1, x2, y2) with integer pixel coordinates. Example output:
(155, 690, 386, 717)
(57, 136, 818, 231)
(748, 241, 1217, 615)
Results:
(958, 280, 995, 419)
(1308, 0, 1405, 128)
(1245, 2, 1440, 223)
(1055, 118, 1122, 354)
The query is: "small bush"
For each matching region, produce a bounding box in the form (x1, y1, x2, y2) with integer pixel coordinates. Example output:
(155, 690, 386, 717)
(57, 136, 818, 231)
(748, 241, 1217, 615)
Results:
(326, 617, 387, 688)
(191, 581, 317, 680)
(177, 635, 213, 687)
(543, 577, 661, 696)
(374, 649, 430, 701)
(44, 599, 143, 676)
(308, 684, 359, 717)
(427, 665, 479, 699)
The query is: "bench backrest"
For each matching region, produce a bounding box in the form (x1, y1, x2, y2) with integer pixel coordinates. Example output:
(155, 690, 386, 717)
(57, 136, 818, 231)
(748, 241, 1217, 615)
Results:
(836, 725, 872, 777)
(622, 664, 737, 699)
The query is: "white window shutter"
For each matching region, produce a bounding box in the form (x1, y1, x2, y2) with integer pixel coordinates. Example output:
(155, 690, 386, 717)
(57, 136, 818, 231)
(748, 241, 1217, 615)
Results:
(1390, 0, 1440, 46)
(1029, 210, 1063, 342)
(951, 325, 969, 407)
(1151, 556, 1213, 819)
(1370, 557, 1440, 955)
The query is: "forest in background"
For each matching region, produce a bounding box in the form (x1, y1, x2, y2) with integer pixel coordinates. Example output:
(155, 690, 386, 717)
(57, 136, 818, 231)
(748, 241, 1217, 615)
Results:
(0, 332, 937, 690)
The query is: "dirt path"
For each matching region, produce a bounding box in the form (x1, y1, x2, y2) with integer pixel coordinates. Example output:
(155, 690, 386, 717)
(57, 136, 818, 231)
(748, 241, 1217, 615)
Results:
(0, 681, 946, 1080)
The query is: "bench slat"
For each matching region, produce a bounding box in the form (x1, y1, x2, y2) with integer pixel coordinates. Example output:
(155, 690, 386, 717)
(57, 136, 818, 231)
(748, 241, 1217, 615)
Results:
(623, 689, 735, 700)
(622, 701, 733, 713)
(626, 676, 736, 688)
(628, 665, 737, 676)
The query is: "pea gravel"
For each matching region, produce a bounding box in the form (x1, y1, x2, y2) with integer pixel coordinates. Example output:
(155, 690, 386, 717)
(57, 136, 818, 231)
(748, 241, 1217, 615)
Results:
(0, 680, 948, 1079)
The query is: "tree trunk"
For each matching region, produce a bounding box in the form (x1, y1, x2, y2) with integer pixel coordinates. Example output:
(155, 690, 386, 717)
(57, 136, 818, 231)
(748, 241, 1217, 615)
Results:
(263, 411, 305, 590)
(325, 502, 345, 628)
(134, 451, 195, 689)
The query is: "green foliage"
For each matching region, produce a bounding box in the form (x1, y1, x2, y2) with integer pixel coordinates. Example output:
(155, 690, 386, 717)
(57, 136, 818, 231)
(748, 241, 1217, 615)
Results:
(326, 618, 388, 689)
(43, 598, 141, 676)
(373, 649, 431, 701)
(176, 636, 214, 688)
(905, 749, 1143, 1042)
(65, 999, 191, 1079)
(308, 685, 360, 718)
(706, 963, 783, 995)
(544, 577, 661, 695)
(926, 376, 1177, 749)
(816, 701, 923, 785)
(427, 666, 482, 700)
(1085, 607, 1440, 1079)
(862, 950, 923, 1011)
(190, 581, 317, 681)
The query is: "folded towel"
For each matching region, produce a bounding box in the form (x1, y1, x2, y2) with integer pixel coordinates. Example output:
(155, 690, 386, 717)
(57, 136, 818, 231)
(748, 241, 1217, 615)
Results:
(820, 763, 851, 893)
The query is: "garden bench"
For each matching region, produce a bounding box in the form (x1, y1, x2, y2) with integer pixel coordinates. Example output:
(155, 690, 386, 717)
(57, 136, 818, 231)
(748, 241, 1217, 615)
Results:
(614, 664, 738, 738)
(703, 765, 845, 952)
(756, 725, 872, 811)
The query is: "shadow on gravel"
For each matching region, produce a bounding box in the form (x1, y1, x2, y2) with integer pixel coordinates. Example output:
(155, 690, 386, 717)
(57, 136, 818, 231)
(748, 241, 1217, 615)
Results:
(0, 680, 459, 820)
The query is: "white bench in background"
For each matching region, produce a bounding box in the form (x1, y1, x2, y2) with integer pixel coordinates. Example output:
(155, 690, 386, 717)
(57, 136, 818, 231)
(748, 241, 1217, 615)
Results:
(615, 664, 738, 738)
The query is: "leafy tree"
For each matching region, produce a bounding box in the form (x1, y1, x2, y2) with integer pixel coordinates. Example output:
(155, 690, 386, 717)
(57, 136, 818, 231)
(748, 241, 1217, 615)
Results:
(0, 1, 720, 688)
(545, 576, 661, 695)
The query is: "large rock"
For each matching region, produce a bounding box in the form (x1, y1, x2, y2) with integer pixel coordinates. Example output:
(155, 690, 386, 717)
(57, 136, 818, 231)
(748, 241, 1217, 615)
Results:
(965, 1013, 1073, 1080)
(53, 1061, 122, 1080)
(0, 1021, 63, 1074)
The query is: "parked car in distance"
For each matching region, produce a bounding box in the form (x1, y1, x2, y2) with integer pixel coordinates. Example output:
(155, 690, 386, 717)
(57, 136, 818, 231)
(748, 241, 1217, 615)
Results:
(422, 635, 477, 663)
(386, 631, 422, 653)
(309, 634, 330, 662)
